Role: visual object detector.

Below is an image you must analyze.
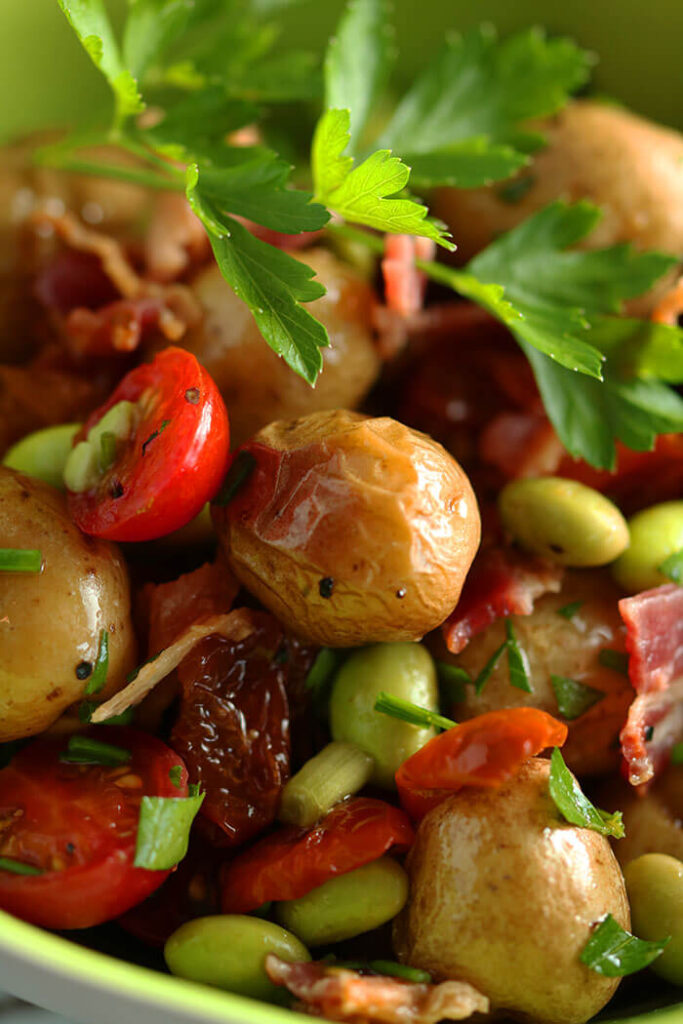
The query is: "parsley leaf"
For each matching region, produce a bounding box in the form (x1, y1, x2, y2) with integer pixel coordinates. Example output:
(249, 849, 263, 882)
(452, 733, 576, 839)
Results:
(187, 175, 329, 384)
(141, 89, 258, 155)
(551, 675, 604, 720)
(57, 0, 144, 124)
(122, 0, 196, 81)
(312, 109, 454, 249)
(134, 789, 205, 871)
(324, 0, 395, 148)
(549, 748, 625, 838)
(505, 620, 533, 692)
(375, 26, 590, 188)
(580, 915, 669, 977)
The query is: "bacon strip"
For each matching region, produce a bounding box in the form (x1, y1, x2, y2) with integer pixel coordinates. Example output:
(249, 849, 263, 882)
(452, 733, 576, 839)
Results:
(265, 958, 489, 1024)
(382, 235, 436, 318)
(618, 585, 683, 785)
(442, 547, 563, 655)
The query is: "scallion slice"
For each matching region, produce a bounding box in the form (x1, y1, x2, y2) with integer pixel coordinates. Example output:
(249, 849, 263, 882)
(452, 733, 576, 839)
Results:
(60, 734, 131, 767)
(598, 649, 629, 675)
(506, 620, 532, 692)
(556, 600, 583, 620)
(0, 856, 43, 876)
(551, 675, 604, 720)
(369, 961, 432, 984)
(84, 629, 109, 696)
(473, 639, 507, 695)
(213, 450, 256, 506)
(580, 914, 669, 977)
(0, 548, 42, 573)
(134, 789, 204, 871)
(374, 692, 456, 731)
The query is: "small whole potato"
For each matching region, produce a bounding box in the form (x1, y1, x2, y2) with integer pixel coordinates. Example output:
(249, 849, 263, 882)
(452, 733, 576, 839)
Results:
(213, 410, 480, 646)
(393, 758, 630, 1024)
(609, 766, 683, 868)
(174, 249, 381, 446)
(436, 570, 632, 776)
(0, 468, 137, 741)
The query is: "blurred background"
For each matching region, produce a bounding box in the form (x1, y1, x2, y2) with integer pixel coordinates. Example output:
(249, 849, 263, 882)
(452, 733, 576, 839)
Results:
(0, 0, 682, 143)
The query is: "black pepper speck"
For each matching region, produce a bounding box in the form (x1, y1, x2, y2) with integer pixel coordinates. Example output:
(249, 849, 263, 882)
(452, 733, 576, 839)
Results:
(75, 661, 93, 680)
(319, 577, 335, 598)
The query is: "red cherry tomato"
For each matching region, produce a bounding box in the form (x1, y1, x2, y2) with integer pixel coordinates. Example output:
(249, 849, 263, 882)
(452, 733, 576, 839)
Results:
(396, 708, 568, 820)
(0, 729, 188, 930)
(67, 347, 229, 541)
(221, 797, 415, 914)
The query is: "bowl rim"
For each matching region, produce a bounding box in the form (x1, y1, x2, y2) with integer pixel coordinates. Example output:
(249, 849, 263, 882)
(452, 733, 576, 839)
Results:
(2, 908, 683, 1024)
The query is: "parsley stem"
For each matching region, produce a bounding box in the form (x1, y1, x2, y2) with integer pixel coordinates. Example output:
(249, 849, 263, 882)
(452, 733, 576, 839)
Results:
(114, 135, 187, 181)
(37, 154, 182, 193)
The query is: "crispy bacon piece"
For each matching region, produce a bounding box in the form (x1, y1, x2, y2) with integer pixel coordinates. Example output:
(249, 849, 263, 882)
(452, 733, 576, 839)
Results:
(144, 193, 211, 283)
(618, 585, 683, 786)
(265, 958, 489, 1024)
(382, 235, 436, 317)
(478, 412, 564, 479)
(145, 556, 240, 655)
(442, 546, 563, 655)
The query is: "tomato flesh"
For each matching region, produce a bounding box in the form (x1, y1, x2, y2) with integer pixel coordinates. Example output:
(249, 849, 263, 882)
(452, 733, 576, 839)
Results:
(67, 347, 230, 541)
(0, 729, 188, 929)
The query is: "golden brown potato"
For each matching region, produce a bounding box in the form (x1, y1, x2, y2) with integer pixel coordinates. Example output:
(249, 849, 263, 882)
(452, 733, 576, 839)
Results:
(175, 248, 381, 446)
(434, 101, 683, 312)
(393, 759, 629, 1024)
(213, 410, 480, 646)
(606, 767, 683, 867)
(436, 570, 632, 776)
(0, 468, 137, 741)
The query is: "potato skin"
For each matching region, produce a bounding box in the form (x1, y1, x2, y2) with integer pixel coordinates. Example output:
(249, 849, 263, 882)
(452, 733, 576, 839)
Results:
(607, 767, 683, 867)
(436, 570, 632, 776)
(213, 410, 480, 646)
(0, 468, 137, 741)
(176, 249, 381, 447)
(393, 759, 629, 1024)
(434, 101, 683, 312)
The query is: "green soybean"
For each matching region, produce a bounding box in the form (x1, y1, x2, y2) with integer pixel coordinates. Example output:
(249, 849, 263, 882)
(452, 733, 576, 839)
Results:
(276, 857, 408, 947)
(164, 915, 310, 1001)
(3, 423, 80, 491)
(499, 477, 629, 567)
(624, 854, 683, 986)
(329, 642, 438, 788)
(611, 501, 683, 593)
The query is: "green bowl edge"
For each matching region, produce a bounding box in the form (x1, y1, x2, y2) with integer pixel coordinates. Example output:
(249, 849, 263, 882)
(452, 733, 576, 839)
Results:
(0, 908, 682, 1024)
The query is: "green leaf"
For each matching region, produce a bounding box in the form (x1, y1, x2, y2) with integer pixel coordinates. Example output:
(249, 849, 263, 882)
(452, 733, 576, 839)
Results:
(590, 316, 683, 383)
(580, 915, 669, 977)
(57, 0, 143, 122)
(404, 139, 528, 189)
(227, 51, 321, 102)
(556, 600, 583, 620)
(168, 765, 183, 789)
(312, 109, 453, 249)
(187, 175, 329, 384)
(659, 549, 683, 584)
(598, 649, 630, 675)
(324, 0, 395, 148)
(376, 26, 590, 187)
(505, 620, 533, 692)
(436, 661, 471, 705)
(551, 675, 604, 720)
(190, 155, 330, 234)
(122, 0, 195, 80)
(134, 790, 205, 871)
(142, 88, 258, 154)
(549, 748, 625, 838)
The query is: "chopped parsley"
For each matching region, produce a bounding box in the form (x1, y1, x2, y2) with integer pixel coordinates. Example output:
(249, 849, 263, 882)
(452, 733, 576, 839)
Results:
(548, 748, 624, 838)
(580, 915, 669, 977)
(134, 788, 204, 871)
(505, 620, 533, 692)
(598, 649, 629, 675)
(556, 600, 584, 620)
(551, 675, 604, 720)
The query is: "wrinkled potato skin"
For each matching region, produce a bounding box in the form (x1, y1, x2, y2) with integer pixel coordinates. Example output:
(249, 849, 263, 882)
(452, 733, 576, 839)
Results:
(393, 759, 629, 1024)
(436, 570, 631, 776)
(434, 101, 683, 312)
(606, 767, 683, 867)
(178, 249, 381, 446)
(0, 468, 137, 741)
(214, 410, 480, 646)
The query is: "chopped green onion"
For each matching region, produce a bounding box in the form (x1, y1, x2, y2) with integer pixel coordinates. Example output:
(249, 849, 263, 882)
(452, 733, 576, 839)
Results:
(557, 600, 584, 620)
(213, 450, 256, 506)
(60, 734, 131, 767)
(549, 748, 625, 838)
(659, 548, 683, 584)
(141, 418, 171, 456)
(279, 741, 374, 828)
(98, 431, 117, 472)
(84, 629, 109, 696)
(580, 914, 670, 977)
(134, 789, 204, 870)
(670, 742, 683, 765)
(369, 961, 432, 984)
(374, 692, 456, 731)
(598, 649, 629, 675)
(496, 174, 535, 205)
(505, 620, 532, 692)
(0, 548, 42, 573)
(0, 857, 43, 876)
(305, 647, 340, 695)
(168, 765, 183, 789)
(473, 639, 507, 695)
(550, 675, 604, 720)
(436, 661, 471, 705)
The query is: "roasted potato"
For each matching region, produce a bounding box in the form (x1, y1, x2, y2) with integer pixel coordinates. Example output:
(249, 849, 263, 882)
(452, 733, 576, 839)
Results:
(434, 101, 683, 312)
(213, 410, 481, 646)
(607, 766, 683, 867)
(393, 758, 629, 1024)
(175, 249, 381, 447)
(436, 570, 632, 776)
(0, 468, 137, 741)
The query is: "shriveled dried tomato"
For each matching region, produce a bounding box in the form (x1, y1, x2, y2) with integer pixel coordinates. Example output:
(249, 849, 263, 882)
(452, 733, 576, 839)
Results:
(171, 610, 312, 846)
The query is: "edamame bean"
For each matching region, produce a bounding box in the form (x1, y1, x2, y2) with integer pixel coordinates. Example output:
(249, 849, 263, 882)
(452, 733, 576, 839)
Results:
(2, 423, 80, 491)
(329, 642, 438, 788)
(611, 501, 683, 593)
(164, 915, 310, 1001)
(276, 857, 408, 947)
(499, 477, 628, 567)
(623, 853, 683, 985)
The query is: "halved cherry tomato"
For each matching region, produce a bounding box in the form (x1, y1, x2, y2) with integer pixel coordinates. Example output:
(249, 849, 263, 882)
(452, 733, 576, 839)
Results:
(0, 728, 188, 929)
(395, 708, 568, 820)
(67, 347, 229, 541)
(221, 797, 414, 914)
